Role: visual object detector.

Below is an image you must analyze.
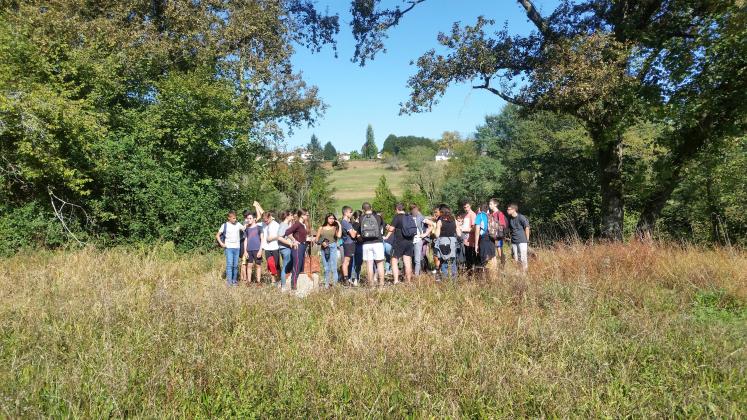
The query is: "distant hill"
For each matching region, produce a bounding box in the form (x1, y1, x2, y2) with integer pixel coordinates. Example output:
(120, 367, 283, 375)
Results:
(327, 160, 408, 213)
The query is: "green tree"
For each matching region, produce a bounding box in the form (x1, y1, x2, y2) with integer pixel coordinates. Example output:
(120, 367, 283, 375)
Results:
(349, 150, 363, 160)
(372, 175, 397, 221)
(323, 141, 337, 161)
(402, 146, 437, 171)
(0, 0, 339, 251)
(308, 135, 323, 161)
(349, 0, 746, 241)
(361, 124, 378, 159)
(381, 134, 435, 155)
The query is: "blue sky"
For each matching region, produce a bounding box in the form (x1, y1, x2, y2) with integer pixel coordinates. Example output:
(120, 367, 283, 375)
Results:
(286, 0, 558, 151)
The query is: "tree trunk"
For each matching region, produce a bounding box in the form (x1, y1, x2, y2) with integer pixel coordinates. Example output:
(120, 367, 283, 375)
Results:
(636, 115, 713, 237)
(593, 128, 625, 241)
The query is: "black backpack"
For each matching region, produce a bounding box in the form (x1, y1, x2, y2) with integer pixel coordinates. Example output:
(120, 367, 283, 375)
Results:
(360, 213, 382, 239)
(401, 214, 418, 239)
(218, 222, 245, 247)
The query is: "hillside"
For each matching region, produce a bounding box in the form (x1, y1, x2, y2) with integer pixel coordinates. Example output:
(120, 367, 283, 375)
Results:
(328, 160, 409, 212)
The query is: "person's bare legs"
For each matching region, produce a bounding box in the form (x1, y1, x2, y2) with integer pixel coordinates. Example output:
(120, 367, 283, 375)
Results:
(402, 255, 413, 282)
(391, 256, 400, 284)
(245, 263, 253, 285)
(255, 265, 262, 284)
(342, 255, 351, 280)
(367, 259, 376, 287)
(375, 260, 385, 286)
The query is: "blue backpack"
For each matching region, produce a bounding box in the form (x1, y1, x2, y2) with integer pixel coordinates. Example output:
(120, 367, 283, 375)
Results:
(401, 213, 418, 239)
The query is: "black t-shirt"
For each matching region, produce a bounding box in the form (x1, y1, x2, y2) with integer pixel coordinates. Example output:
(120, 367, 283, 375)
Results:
(438, 216, 457, 238)
(351, 221, 361, 243)
(390, 213, 410, 245)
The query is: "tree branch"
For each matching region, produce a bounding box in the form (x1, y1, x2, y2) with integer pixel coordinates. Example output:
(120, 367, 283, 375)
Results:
(472, 77, 531, 107)
(516, 0, 552, 38)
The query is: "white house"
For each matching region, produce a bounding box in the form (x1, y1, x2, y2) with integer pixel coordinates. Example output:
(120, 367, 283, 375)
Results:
(338, 152, 351, 161)
(435, 149, 453, 161)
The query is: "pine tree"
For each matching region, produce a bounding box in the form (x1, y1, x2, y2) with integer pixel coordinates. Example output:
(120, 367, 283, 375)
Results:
(372, 175, 397, 221)
(322, 141, 337, 161)
(308, 134, 323, 161)
(361, 124, 378, 159)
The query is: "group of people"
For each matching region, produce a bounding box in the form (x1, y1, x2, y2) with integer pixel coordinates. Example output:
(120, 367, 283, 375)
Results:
(216, 199, 531, 290)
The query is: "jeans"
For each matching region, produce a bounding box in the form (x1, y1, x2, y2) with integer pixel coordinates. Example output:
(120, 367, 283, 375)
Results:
(291, 243, 307, 290)
(440, 257, 457, 280)
(512, 242, 529, 271)
(352, 243, 363, 280)
(279, 247, 292, 288)
(321, 243, 339, 287)
(224, 247, 239, 285)
(413, 239, 425, 275)
(384, 242, 393, 273)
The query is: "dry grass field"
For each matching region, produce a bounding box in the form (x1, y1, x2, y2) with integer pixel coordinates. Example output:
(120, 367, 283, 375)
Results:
(1, 243, 746, 417)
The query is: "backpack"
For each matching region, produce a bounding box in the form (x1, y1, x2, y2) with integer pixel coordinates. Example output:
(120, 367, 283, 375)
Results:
(401, 214, 418, 239)
(488, 213, 504, 240)
(218, 222, 245, 247)
(360, 214, 382, 239)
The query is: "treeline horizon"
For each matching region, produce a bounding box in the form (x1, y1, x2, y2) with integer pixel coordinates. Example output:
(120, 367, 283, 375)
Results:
(1, 1, 745, 254)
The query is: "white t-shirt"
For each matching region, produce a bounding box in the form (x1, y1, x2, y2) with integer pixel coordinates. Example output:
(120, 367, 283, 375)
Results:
(263, 220, 280, 251)
(219, 222, 244, 249)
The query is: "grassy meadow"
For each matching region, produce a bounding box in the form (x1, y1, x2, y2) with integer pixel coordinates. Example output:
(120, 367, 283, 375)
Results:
(1, 243, 746, 417)
(328, 160, 408, 211)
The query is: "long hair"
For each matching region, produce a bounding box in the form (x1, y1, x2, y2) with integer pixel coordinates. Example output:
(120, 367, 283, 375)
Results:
(323, 213, 337, 227)
(439, 206, 453, 222)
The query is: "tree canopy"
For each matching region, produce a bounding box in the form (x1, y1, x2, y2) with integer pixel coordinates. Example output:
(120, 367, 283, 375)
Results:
(349, 0, 747, 240)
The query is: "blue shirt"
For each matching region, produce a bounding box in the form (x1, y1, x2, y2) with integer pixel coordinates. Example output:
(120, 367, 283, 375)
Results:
(341, 219, 355, 244)
(475, 212, 489, 238)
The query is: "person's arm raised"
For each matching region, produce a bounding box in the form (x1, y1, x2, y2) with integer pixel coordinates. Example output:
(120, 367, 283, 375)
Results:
(252, 201, 264, 219)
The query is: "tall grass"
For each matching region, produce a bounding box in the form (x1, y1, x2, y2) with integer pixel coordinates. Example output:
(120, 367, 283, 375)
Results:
(1, 243, 745, 417)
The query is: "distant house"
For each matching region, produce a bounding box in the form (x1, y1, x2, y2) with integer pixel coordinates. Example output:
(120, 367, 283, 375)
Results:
(435, 149, 453, 161)
(338, 152, 351, 161)
(376, 152, 383, 160)
(286, 148, 312, 163)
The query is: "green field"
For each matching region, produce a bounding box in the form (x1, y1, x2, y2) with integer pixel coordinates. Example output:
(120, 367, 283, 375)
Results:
(328, 160, 408, 212)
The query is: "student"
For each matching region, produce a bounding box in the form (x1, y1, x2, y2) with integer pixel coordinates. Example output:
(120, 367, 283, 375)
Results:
(340, 206, 358, 285)
(388, 203, 415, 284)
(243, 212, 264, 284)
(255, 201, 281, 286)
(285, 209, 310, 291)
(506, 203, 530, 272)
(359, 202, 386, 287)
(276, 210, 295, 289)
(475, 203, 496, 269)
(238, 210, 252, 283)
(215, 210, 245, 286)
(434, 205, 461, 281)
(455, 211, 467, 268)
(410, 204, 432, 276)
(488, 198, 508, 268)
(316, 213, 342, 288)
(351, 210, 364, 285)
(429, 206, 442, 275)
(461, 200, 478, 270)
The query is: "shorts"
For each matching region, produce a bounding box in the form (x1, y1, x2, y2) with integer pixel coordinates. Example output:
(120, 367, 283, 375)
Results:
(391, 240, 414, 258)
(478, 236, 496, 263)
(342, 242, 356, 258)
(362, 241, 385, 261)
(496, 239, 504, 249)
(246, 250, 263, 264)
